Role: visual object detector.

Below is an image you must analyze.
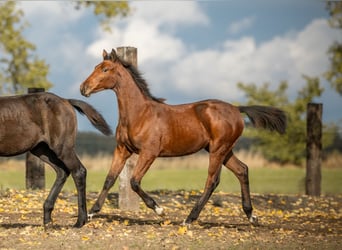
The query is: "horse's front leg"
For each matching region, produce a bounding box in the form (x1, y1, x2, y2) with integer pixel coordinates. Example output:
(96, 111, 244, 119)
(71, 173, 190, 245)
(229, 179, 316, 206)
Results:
(130, 153, 164, 215)
(89, 145, 131, 217)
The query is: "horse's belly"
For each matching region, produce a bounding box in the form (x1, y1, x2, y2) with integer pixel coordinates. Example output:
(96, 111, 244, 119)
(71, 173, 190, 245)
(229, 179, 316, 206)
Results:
(160, 131, 208, 157)
(0, 124, 39, 156)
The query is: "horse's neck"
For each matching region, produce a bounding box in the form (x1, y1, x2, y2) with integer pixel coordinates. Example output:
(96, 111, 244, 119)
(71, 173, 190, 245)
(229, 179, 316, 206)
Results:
(115, 74, 149, 125)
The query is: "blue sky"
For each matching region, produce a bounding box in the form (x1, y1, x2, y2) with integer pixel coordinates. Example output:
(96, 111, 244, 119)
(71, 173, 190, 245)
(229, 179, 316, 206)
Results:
(17, 1, 341, 132)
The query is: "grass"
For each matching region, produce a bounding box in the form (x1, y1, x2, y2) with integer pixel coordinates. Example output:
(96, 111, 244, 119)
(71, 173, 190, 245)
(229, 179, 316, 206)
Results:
(0, 153, 341, 195)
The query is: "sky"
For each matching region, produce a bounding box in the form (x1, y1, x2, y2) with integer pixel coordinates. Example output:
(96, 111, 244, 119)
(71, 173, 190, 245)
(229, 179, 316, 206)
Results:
(17, 1, 342, 132)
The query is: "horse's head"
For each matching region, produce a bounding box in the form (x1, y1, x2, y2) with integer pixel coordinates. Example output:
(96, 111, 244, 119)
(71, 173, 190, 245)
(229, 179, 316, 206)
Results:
(80, 49, 120, 97)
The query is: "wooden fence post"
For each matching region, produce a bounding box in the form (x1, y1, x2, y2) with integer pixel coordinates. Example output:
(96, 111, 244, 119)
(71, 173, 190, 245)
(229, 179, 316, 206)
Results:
(26, 88, 45, 190)
(117, 47, 140, 211)
(305, 103, 322, 196)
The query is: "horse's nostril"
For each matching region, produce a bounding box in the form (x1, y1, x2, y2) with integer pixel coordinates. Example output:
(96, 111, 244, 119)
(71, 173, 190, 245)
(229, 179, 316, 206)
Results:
(80, 84, 88, 96)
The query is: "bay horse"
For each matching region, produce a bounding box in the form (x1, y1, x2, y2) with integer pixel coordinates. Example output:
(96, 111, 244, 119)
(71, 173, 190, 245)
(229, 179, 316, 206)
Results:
(0, 92, 112, 228)
(80, 49, 286, 226)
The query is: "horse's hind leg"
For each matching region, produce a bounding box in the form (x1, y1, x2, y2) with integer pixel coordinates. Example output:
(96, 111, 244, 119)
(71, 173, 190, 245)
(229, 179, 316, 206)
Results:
(31, 147, 70, 227)
(184, 151, 224, 225)
(70, 156, 87, 227)
(44, 166, 69, 226)
(223, 151, 258, 225)
(32, 145, 87, 228)
(61, 152, 88, 228)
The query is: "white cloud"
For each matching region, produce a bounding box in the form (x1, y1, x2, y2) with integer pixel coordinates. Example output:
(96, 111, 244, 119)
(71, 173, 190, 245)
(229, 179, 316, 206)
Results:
(87, 18, 185, 65)
(131, 1, 209, 28)
(289, 18, 340, 77)
(168, 38, 258, 100)
(227, 16, 255, 35)
(86, 1, 208, 65)
(165, 18, 342, 102)
(19, 2, 86, 27)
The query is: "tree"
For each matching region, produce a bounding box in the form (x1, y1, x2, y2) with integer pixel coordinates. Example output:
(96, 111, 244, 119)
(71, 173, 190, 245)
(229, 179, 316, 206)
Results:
(0, 1, 52, 94)
(75, 1, 130, 32)
(237, 76, 335, 166)
(325, 1, 342, 95)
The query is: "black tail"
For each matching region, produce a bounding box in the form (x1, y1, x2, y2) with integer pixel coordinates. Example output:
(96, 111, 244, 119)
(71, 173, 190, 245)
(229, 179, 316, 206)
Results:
(238, 105, 287, 134)
(68, 99, 112, 136)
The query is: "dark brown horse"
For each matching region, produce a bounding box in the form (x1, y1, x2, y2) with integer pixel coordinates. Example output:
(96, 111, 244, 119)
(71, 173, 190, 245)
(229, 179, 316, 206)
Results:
(0, 92, 112, 228)
(80, 49, 286, 226)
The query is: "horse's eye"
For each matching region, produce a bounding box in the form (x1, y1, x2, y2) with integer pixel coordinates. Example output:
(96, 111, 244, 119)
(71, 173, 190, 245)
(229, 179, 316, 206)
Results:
(102, 68, 108, 73)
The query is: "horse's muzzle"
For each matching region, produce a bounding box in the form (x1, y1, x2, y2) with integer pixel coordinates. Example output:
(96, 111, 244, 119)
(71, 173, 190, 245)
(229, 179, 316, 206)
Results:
(80, 84, 91, 97)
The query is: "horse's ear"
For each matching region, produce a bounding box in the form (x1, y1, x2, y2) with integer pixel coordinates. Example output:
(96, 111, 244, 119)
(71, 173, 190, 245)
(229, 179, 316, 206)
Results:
(103, 49, 110, 60)
(110, 49, 117, 61)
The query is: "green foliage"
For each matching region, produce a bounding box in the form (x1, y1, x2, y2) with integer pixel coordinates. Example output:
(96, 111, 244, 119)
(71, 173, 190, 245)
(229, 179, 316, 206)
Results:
(76, 132, 116, 156)
(0, 1, 52, 94)
(75, 1, 130, 32)
(237, 76, 336, 166)
(325, 1, 342, 95)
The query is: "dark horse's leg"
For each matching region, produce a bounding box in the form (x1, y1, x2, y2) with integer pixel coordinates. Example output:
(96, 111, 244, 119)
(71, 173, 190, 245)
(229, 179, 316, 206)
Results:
(184, 148, 225, 225)
(68, 155, 88, 228)
(31, 146, 70, 227)
(89, 145, 131, 216)
(52, 151, 88, 228)
(44, 167, 69, 226)
(223, 151, 258, 225)
(32, 145, 88, 228)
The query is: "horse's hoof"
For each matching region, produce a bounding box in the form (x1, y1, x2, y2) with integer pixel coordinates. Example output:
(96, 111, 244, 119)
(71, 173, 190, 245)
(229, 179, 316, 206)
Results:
(88, 213, 94, 220)
(181, 220, 191, 229)
(73, 220, 86, 228)
(155, 206, 165, 216)
(249, 214, 259, 226)
(43, 221, 54, 231)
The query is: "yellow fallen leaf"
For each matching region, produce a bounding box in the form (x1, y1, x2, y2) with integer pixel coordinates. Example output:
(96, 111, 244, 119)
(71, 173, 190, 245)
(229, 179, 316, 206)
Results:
(82, 236, 90, 241)
(177, 226, 187, 235)
(161, 219, 172, 226)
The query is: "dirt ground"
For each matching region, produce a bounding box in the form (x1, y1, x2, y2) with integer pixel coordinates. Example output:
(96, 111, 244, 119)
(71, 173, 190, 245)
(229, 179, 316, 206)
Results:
(0, 189, 341, 250)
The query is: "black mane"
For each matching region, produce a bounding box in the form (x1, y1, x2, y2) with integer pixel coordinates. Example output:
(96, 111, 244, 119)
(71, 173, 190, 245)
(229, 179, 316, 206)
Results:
(115, 56, 165, 103)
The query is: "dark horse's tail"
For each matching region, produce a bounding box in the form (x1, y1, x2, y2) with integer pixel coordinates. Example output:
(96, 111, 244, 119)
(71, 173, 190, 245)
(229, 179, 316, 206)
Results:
(238, 105, 287, 134)
(68, 99, 112, 136)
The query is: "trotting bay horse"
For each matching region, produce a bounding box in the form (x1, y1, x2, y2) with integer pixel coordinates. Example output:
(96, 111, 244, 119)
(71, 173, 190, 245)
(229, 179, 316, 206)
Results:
(0, 92, 112, 228)
(80, 49, 286, 226)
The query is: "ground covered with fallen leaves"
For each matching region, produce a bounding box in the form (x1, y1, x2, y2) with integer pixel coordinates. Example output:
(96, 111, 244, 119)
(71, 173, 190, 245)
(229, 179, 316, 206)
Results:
(0, 189, 341, 250)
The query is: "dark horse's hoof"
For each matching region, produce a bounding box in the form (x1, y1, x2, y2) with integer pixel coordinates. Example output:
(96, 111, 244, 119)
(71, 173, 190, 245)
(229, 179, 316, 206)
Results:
(43, 221, 54, 231)
(73, 220, 87, 228)
(249, 215, 259, 226)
